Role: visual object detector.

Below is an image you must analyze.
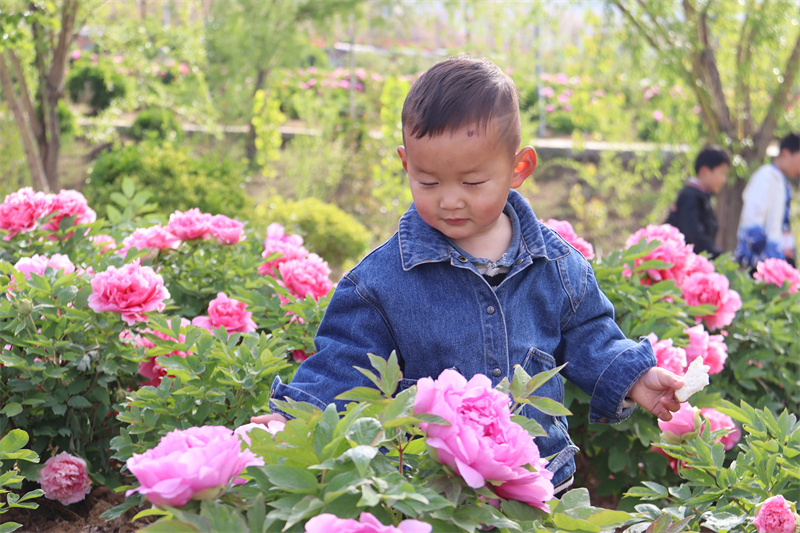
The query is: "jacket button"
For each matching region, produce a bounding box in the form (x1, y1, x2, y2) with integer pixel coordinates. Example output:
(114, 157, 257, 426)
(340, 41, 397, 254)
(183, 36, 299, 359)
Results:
(492, 368, 502, 377)
(487, 306, 495, 314)
(599, 417, 609, 423)
(515, 258, 523, 265)
(457, 255, 468, 262)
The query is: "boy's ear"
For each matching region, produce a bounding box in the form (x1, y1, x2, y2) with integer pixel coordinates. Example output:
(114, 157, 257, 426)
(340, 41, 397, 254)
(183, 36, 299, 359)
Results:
(511, 146, 537, 188)
(397, 146, 408, 172)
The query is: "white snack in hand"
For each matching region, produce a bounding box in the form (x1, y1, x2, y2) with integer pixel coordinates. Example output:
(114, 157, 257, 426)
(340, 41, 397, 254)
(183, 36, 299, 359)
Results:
(675, 357, 710, 402)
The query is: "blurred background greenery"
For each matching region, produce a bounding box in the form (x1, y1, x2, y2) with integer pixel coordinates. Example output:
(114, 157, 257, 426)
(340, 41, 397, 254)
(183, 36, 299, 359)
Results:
(2, 0, 800, 272)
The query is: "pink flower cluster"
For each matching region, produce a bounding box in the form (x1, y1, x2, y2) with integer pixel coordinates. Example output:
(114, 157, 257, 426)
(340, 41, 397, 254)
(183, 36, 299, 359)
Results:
(118, 224, 181, 259)
(304, 512, 431, 533)
(0, 188, 95, 240)
(122, 318, 190, 387)
(192, 292, 256, 334)
(646, 333, 687, 375)
(754, 495, 798, 533)
(14, 254, 76, 279)
(167, 208, 245, 245)
(126, 426, 264, 507)
(38, 452, 92, 505)
(413, 369, 554, 511)
(684, 325, 728, 374)
(699, 407, 742, 451)
(542, 218, 595, 260)
(88, 261, 169, 325)
(259, 223, 333, 301)
(234, 420, 286, 446)
(626, 224, 742, 330)
(754, 258, 800, 295)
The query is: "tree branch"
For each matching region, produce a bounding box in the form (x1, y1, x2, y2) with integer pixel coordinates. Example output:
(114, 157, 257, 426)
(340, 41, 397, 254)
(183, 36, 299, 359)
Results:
(610, 1, 667, 52)
(734, 1, 754, 137)
(8, 50, 43, 142)
(697, 8, 734, 135)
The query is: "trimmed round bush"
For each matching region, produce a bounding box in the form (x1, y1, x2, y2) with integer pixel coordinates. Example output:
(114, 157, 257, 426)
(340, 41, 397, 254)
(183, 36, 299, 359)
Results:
(129, 108, 184, 142)
(66, 63, 127, 113)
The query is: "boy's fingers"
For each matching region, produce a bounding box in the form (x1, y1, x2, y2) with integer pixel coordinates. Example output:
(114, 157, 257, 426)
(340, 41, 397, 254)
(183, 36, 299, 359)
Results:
(251, 414, 284, 425)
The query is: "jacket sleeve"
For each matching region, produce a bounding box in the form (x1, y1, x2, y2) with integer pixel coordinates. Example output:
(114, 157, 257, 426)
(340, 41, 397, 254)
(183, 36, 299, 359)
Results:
(269, 273, 399, 417)
(557, 259, 656, 423)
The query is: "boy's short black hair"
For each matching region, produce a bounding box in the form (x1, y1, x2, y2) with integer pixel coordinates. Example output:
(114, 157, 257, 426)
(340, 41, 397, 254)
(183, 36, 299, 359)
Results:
(779, 132, 800, 154)
(694, 145, 731, 174)
(401, 55, 521, 155)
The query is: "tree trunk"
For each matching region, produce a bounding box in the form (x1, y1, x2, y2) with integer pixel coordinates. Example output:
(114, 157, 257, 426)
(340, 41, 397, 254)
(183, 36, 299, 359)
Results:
(716, 178, 746, 254)
(246, 68, 268, 167)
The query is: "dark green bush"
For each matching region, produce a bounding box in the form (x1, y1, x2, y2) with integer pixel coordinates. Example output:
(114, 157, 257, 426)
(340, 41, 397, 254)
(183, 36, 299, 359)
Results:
(253, 196, 370, 273)
(66, 62, 128, 113)
(84, 140, 251, 219)
(129, 108, 183, 142)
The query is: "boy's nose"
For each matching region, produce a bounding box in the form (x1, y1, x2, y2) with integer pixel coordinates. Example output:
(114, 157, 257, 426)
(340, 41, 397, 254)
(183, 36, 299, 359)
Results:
(439, 192, 465, 210)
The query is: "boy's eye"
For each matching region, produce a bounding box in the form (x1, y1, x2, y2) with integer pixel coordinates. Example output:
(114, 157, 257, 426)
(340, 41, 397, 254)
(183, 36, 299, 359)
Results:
(465, 181, 486, 187)
(419, 181, 437, 187)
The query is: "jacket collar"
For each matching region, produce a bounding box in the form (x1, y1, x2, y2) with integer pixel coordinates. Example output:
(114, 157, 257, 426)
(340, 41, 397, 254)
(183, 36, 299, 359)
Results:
(398, 189, 567, 270)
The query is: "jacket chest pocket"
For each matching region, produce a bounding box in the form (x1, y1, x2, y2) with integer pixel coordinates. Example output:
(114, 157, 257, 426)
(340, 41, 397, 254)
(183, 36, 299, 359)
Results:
(520, 347, 564, 404)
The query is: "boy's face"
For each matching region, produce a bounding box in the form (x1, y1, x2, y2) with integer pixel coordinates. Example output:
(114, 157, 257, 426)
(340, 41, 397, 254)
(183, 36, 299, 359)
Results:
(397, 121, 536, 246)
(698, 163, 729, 194)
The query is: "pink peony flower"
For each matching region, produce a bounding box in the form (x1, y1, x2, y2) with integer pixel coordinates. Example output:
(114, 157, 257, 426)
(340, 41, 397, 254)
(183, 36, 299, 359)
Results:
(684, 324, 728, 374)
(234, 421, 285, 446)
(38, 452, 91, 505)
(304, 512, 432, 533)
(754, 495, 797, 533)
(292, 349, 312, 363)
(658, 402, 701, 444)
(646, 333, 687, 375)
(259, 223, 308, 275)
(88, 262, 170, 325)
(118, 224, 181, 258)
(413, 369, 554, 511)
(14, 254, 76, 279)
(681, 272, 742, 331)
(754, 258, 800, 295)
(700, 408, 741, 451)
(125, 426, 264, 507)
(0, 187, 52, 239)
(192, 292, 256, 333)
(276, 253, 333, 301)
(91, 234, 117, 254)
(39, 189, 96, 237)
(208, 214, 245, 245)
(684, 253, 716, 277)
(167, 208, 212, 240)
(624, 225, 695, 285)
(543, 219, 595, 260)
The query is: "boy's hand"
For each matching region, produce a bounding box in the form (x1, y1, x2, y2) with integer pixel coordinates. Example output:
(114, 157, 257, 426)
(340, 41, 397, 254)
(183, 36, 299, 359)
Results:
(628, 367, 684, 421)
(251, 413, 289, 426)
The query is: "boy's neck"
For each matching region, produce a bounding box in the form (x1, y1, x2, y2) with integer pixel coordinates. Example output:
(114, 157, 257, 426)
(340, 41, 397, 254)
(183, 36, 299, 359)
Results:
(452, 213, 512, 262)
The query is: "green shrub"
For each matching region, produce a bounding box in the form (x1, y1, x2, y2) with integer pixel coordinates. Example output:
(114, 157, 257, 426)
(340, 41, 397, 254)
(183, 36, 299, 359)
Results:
(253, 196, 370, 273)
(65, 62, 128, 113)
(84, 140, 251, 220)
(129, 108, 183, 142)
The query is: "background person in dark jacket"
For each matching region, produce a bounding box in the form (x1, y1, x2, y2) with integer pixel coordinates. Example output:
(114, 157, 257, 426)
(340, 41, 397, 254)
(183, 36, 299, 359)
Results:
(666, 145, 731, 258)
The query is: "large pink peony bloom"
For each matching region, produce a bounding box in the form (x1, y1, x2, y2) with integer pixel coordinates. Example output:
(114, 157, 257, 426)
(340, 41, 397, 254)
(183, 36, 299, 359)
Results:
(624, 224, 695, 285)
(681, 272, 742, 331)
(14, 254, 76, 279)
(542, 219, 595, 260)
(88, 262, 170, 325)
(754, 258, 800, 295)
(277, 253, 334, 301)
(118, 224, 181, 258)
(258, 223, 308, 275)
(0, 187, 52, 239)
(754, 495, 797, 533)
(126, 426, 264, 507)
(658, 402, 701, 444)
(304, 512, 432, 533)
(192, 292, 256, 333)
(700, 408, 741, 451)
(39, 189, 96, 237)
(167, 208, 212, 240)
(646, 333, 687, 375)
(684, 325, 728, 374)
(684, 253, 716, 277)
(413, 369, 554, 511)
(208, 214, 245, 245)
(38, 452, 91, 505)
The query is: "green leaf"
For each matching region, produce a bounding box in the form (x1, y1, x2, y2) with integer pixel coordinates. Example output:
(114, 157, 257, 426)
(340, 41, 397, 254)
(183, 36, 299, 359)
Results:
(346, 418, 384, 447)
(520, 396, 572, 416)
(0, 430, 28, 454)
(262, 465, 318, 492)
(139, 521, 202, 533)
(0, 403, 22, 417)
(551, 513, 601, 532)
(340, 445, 378, 477)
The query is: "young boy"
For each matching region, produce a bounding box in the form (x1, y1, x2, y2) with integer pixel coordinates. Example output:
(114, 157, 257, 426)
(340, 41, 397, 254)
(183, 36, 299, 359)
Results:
(254, 56, 683, 493)
(735, 132, 800, 268)
(666, 145, 731, 258)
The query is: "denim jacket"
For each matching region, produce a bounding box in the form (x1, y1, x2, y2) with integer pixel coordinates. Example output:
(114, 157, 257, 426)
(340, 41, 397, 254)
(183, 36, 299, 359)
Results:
(270, 189, 656, 487)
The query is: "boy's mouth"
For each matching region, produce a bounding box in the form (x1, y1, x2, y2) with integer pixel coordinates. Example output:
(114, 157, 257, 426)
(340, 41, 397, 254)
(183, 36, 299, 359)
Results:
(444, 218, 468, 226)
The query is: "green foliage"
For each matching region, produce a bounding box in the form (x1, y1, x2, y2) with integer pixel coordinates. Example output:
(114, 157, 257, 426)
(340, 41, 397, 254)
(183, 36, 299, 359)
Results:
(83, 140, 251, 220)
(253, 196, 370, 273)
(624, 400, 800, 532)
(65, 60, 129, 114)
(252, 90, 286, 176)
(0, 429, 43, 533)
(129, 108, 184, 142)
